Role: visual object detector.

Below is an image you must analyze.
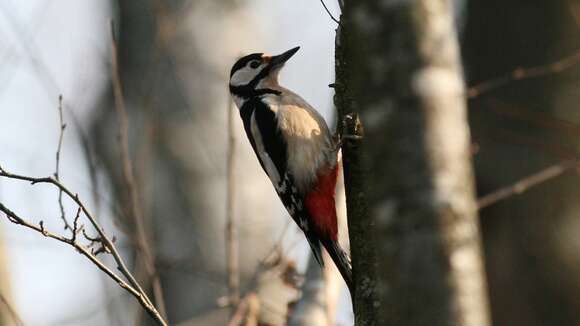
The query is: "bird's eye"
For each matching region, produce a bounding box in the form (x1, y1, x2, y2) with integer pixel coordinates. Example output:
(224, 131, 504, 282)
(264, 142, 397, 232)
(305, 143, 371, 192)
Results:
(249, 60, 261, 69)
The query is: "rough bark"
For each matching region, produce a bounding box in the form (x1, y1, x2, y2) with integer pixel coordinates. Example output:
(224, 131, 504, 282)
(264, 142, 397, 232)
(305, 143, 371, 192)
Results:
(345, 0, 491, 325)
(334, 8, 381, 326)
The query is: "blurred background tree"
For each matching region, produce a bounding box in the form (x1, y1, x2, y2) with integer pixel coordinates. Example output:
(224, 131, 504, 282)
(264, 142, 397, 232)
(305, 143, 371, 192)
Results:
(464, 1, 580, 325)
(90, 0, 307, 324)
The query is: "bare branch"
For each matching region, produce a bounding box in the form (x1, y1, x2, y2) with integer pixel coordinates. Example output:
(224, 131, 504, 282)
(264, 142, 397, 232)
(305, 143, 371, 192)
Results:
(0, 168, 167, 326)
(71, 206, 82, 243)
(318, 0, 340, 24)
(467, 49, 580, 98)
(110, 20, 167, 320)
(0, 202, 149, 302)
(477, 159, 580, 209)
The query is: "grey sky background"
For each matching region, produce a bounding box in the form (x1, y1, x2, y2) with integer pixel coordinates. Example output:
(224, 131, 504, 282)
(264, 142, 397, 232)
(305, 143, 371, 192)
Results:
(0, 0, 342, 324)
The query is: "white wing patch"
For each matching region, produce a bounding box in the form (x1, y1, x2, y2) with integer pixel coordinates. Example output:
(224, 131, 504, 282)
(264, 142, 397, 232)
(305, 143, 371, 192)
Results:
(250, 110, 282, 187)
(261, 91, 335, 193)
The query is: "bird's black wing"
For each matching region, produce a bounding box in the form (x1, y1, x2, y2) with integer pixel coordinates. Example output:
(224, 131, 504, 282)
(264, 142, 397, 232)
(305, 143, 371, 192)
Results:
(239, 98, 324, 265)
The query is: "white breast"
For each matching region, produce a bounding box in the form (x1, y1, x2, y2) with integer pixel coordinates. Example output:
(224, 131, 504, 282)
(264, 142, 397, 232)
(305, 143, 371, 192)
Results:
(262, 90, 335, 193)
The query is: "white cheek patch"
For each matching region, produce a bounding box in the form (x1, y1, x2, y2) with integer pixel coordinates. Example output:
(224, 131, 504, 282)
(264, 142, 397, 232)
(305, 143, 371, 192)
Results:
(230, 64, 267, 87)
(230, 67, 257, 86)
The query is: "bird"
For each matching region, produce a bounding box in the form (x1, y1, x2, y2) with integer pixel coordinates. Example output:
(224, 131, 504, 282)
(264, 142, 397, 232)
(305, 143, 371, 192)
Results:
(229, 46, 353, 293)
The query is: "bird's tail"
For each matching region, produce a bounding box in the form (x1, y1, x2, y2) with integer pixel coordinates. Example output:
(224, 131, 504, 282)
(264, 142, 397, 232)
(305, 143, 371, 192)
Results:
(305, 231, 325, 267)
(303, 230, 353, 296)
(321, 238, 353, 296)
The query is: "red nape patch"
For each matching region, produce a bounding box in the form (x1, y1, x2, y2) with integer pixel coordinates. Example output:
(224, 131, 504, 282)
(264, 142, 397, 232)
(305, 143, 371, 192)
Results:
(305, 165, 339, 241)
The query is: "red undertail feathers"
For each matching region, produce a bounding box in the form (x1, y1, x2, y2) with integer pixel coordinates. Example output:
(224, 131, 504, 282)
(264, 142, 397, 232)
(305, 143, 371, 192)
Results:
(304, 164, 339, 241)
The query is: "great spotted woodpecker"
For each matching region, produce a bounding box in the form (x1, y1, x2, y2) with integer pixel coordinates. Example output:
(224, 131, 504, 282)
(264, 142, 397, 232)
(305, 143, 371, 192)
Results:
(229, 47, 353, 292)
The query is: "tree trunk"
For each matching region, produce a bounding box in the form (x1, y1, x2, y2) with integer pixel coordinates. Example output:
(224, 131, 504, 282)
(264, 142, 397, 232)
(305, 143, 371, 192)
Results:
(334, 15, 379, 322)
(343, 0, 491, 325)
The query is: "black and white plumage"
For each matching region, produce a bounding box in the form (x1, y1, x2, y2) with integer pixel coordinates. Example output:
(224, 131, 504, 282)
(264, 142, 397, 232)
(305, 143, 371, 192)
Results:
(229, 47, 353, 292)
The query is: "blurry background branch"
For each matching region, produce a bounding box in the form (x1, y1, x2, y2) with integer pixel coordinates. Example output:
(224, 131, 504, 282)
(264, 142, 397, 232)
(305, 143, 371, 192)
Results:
(467, 49, 580, 98)
(109, 20, 167, 321)
(478, 158, 580, 209)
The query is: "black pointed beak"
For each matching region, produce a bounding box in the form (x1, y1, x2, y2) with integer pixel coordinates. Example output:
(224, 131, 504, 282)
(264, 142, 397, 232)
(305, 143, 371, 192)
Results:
(266, 46, 300, 69)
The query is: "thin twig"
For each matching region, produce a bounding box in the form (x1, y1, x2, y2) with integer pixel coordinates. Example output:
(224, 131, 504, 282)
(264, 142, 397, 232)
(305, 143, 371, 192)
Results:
(226, 94, 240, 311)
(318, 0, 340, 24)
(477, 159, 580, 209)
(467, 49, 580, 98)
(110, 20, 167, 320)
(0, 202, 146, 299)
(71, 206, 82, 243)
(0, 167, 167, 326)
(54, 94, 71, 231)
(0, 291, 24, 326)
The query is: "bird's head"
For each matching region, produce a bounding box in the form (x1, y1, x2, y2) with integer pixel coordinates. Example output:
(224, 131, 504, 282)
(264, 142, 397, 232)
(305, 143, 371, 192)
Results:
(229, 46, 300, 96)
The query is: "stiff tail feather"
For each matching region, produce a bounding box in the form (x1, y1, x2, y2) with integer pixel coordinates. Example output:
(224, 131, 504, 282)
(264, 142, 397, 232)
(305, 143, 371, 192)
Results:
(305, 232, 325, 267)
(321, 238, 353, 296)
